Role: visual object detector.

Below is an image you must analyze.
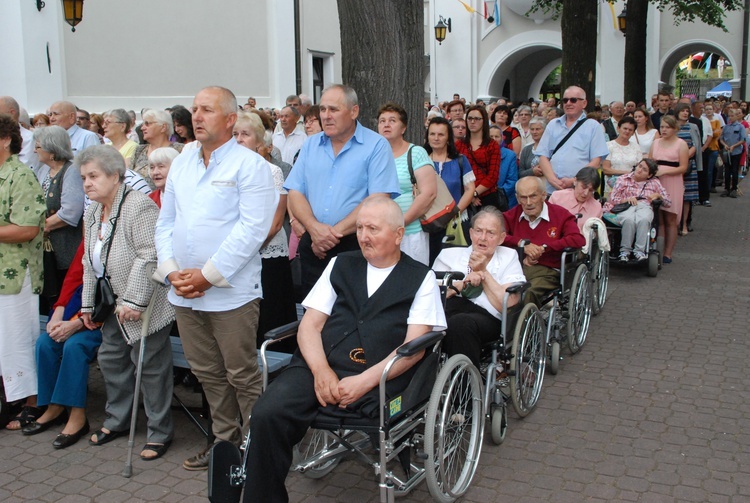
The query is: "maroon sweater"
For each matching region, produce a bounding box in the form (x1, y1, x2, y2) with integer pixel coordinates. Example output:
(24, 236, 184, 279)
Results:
(502, 203, 585, 269)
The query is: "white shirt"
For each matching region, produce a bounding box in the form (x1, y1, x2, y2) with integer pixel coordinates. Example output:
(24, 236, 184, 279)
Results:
(304, 257, 447, 330)
(18, 126, 38, 168)
(272, 128, 307, 165)
(519, 202, 551, 230)
(155, 138, 278, 311)
(432, 246, 526, 320)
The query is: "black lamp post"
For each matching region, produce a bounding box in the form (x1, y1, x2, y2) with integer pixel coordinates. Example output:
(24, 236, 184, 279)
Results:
(435, 16, 451, 45)
(61, 0, 84, 32)
(617, 7, 627, 35)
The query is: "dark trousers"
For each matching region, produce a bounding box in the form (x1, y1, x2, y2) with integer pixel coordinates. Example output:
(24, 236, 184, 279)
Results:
(698, 152, 711, 202)
(726, 154, 741, 192)
(443, 296, 503, 368)
(244, 365, 321, 503)
(298, 232, 359, 298)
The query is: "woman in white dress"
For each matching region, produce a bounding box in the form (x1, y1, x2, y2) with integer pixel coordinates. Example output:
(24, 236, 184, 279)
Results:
(631, 107, 660, 157)
(603, 116, 643, 198)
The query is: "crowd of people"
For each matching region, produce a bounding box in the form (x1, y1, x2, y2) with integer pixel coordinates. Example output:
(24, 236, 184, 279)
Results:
(0, 82, 747, 499)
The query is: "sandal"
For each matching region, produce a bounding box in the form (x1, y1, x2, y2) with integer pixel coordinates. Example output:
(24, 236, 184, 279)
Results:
(5, 406, 44, 431)
(140, 440, 171, 461)
(89, 427, 128, 446)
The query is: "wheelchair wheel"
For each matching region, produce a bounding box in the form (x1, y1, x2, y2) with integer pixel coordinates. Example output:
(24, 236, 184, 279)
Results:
(548, 342, 560, 375)
(490, 403, 507, 445)
(425, 354, 484, 503)
(509, 303, 546, 417)
(591, 248, 609, 315)
(566, 264, 592, 354)
(648, 252, 659, 277)
(292, 429, 342, 479)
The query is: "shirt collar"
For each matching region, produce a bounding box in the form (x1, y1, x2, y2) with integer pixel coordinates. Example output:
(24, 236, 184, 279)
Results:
(316, 120, 365, 147)
(519, 202, 550, 224)
(67, 124, 80, 137)
(199, 137, 236, 167)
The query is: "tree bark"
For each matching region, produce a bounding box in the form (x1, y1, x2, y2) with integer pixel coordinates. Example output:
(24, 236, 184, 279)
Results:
(337, 0, 425, 143)
(623, 0, 649, 105)
(560, 0, 598, 110)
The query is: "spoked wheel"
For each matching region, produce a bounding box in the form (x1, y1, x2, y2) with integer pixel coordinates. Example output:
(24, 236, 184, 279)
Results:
(567, 264, 592, 354)
(292, 429, 342, 479)
(509, 303, 546, 417)
(425, 354, 484, 503)
(548, 342, 560, 375)
(591, 248, 609, 315)
(490, 403, 507, 445)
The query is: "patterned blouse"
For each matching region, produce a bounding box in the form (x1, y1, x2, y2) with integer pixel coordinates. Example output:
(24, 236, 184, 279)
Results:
(129, 142, 183, 190)
(0, 155, 46, 295)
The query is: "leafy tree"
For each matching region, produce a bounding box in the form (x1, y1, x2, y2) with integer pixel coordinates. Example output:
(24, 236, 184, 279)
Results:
(337, 0, 425, 143)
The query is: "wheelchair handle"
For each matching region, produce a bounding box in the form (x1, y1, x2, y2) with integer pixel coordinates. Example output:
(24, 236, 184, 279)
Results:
(263, 320, 301, 340)
(434, 271, 465, 284)
(505, 281, 530, 295)
(396, 330, 446, 357)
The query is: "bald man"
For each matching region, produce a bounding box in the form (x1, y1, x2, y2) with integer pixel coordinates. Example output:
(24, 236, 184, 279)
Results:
(0, 96, 37, 167)
(48, 101, 100, 153)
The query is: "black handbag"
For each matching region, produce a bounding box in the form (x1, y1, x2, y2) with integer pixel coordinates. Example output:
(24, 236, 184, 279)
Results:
(90, 190, 129, 323)
(609, 202, 631, 214)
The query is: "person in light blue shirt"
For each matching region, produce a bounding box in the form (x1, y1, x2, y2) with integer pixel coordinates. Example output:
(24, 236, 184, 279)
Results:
(285, 84, 399, 297)
(536, 86, 610, 194)
(719, 107, 747, 197)
(154, 86, 278, 470)
(47, 101, 100, 153)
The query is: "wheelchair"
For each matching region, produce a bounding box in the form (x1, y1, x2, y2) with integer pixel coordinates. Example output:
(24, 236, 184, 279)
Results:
(519, 242, 593, 376)
(208, 315, 485, 503)
(582, 220, 610, 315)
(603, 200, 663, 278)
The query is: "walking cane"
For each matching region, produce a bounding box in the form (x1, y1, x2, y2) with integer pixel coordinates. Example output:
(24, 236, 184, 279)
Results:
(122, 270, 159, 478)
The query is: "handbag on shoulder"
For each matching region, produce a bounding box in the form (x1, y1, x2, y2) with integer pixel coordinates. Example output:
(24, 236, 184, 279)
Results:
(406, 146, 458, 233)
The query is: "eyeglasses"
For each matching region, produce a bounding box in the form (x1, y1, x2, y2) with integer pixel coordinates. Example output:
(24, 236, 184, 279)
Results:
(561, 97, 584, 104)
(102, 120, 123, 126)
(142, 121, 160, 127)
(466, 116, 483, 122)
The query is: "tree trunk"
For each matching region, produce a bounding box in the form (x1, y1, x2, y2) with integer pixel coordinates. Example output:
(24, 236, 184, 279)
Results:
(560, 0, 598, 111)
(623, 0, 649, 105)
(337, 0, 425, 143)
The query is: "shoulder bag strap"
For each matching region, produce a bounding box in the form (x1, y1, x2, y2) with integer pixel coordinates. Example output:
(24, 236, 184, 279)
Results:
(550, 118, 587, 159)
(406, 145, 416, 185)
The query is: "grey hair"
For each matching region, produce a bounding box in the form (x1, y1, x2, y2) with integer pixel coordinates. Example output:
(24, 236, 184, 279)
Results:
(529, 116, 547, 128)
(263, 130, 273, 148)
(142, 109, 174, 138)
(564, 86, 586, 100)
(33, 125, 74, 162)
(19, 107, 30, 127)
(200, 86, 238, 115)
(299, 94, 312, 106)
(104, 108, 132, 131)
(148, 147, 179, 166)
(76, 144, 126, 180)
(574, 166, 601, 189)
(516, 175, 546, 194)
(470, 206, 506, 232)
(283, 105, 300, 118)
(517, 105, 532, 115)
(360, 194, 404, 230)
(322, 84, 358, 108)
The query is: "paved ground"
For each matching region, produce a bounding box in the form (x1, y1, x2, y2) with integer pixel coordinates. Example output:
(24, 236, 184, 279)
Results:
(2, 181, 749, 503)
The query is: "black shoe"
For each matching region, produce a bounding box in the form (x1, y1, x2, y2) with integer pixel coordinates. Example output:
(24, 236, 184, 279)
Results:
(52, 421, 90, 449)
(140, 440, 172, 461)
(22, 411, 68, 436)
(730, 190, 738, 198)
(720, 191, 730, 197)
(89, 427, 129, 446)
(710, 187, 717, 193)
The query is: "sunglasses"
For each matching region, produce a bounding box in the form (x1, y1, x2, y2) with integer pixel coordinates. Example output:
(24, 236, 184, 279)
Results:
(562, 97, 584, 104)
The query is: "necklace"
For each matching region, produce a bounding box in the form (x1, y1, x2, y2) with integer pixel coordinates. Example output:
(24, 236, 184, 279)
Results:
(98, 210, 110, 240)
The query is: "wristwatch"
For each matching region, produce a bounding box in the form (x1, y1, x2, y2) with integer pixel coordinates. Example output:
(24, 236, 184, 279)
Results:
(473, 190, 479, 198)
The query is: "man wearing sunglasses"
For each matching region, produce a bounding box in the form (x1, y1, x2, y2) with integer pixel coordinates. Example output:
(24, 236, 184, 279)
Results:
(536, 86, 609, 194)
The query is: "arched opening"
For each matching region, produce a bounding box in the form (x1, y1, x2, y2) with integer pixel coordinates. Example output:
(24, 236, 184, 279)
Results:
(485, 45, 562, 102)
(660, 41, 737, 99)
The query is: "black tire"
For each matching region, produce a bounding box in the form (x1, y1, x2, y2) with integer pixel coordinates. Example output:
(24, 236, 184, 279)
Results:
(567, 264, 592, 354)
(648, 252, 659, 277)
(591, 248, 609, 314)
(424, 354, 484, 503)
(509, 303, 546, 417)
(490, 404, 508, 445)
(548, 341, 560, 375)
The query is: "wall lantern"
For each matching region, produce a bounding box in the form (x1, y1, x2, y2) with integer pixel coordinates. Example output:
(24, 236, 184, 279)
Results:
(61, 0, 84, 32)
(617, 7, 627, 35)
(435, 16, 452, 45)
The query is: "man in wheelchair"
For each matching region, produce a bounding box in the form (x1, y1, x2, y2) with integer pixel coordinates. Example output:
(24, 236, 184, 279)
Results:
(503, 177, 585, 306)
(432, 207, 526, 367)
(243, 196, 446, 502)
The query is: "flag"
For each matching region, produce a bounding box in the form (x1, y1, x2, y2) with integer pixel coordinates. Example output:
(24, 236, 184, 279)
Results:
(678, 57, 690, 71)
(692, 52, 705, 61)
(457, 0, 476, 14)
(704, 53, 713, 74)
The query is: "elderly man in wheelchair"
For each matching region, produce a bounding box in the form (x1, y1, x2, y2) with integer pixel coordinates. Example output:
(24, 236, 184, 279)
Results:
(502, 177, 590, 373)
(224, 195, 451, 503)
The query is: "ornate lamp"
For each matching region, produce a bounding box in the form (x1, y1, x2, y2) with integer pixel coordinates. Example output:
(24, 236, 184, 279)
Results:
(617, 7, 627, 35)
(61, 0, 84, 32)
(435, 16, 452, 45)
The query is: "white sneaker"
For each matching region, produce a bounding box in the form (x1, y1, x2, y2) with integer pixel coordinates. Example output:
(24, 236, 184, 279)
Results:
(633, 252, 647, 261)
(619, 253, 629, 262)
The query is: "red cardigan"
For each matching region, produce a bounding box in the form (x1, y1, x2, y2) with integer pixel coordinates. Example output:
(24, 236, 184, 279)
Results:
(502, 203, 585, 270)
(457, 140, 499, 194)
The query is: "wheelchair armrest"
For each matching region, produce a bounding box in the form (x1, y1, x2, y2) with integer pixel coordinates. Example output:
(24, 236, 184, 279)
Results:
(263, 320, 301, 341)
(434, 271, 465, 284)
(651, 200, 663, 210)
(505, 281, 530, 294)
(563, 247, 583, 253)
(396, 331, 446, 358)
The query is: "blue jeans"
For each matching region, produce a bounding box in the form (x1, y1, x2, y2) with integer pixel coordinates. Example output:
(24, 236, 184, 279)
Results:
(705, 150, 719, 188)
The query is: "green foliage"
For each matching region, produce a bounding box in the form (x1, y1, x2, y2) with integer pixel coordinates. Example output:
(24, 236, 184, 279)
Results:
(530, 0, 742, 30)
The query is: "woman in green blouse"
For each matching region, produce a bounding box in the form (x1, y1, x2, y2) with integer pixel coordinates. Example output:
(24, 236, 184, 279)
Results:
(0, 114, 46, 430)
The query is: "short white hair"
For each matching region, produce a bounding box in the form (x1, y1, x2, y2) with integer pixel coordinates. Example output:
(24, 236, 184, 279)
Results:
(142, 109, 174, 138)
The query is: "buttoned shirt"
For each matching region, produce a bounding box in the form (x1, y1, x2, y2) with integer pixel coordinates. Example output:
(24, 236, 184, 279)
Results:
(603, 172, 671, 212)
(272, 128, 307, 165)
(721, 121, 746, 155)
(535, 113, 610, 193)
(284, 121, 399, 226)
(155, 138, 278, 311)
(519, 202, 550, 230)
(548, 189, 603, 231)
(66, 124, 100, 153)
(19, 126, 38, 168)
